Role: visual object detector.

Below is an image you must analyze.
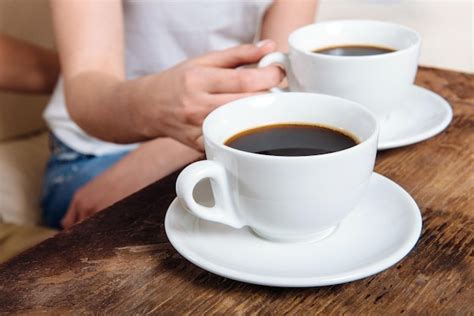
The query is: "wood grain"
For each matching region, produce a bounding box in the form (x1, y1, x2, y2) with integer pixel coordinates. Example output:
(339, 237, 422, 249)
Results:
(0, 67, 472, 314)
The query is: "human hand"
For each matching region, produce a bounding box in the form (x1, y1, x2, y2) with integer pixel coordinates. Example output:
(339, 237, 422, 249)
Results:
(138, 40, 284, 150)
(60, 163, 130, 229)
(60, 178, 113, 229)
(61, 137, 203, 229)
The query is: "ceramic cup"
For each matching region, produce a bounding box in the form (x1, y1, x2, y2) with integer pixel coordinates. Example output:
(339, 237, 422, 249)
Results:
(176, 92, 379, 243)
(258, 20, 421, 119)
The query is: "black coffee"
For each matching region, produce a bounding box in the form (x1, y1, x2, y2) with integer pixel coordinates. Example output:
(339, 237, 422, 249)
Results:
(225, 123, 358, 156)
(313, 45, 395, 56)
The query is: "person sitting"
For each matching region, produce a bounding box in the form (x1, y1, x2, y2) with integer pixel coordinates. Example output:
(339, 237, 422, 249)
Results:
(44, 0, 318, 229)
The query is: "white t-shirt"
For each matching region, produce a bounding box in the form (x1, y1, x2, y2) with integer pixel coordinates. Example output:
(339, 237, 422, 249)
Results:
(44, 0, 273, 156)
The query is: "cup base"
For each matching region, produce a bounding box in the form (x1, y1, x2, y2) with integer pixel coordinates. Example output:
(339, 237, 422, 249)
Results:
(251, 225, 338, 244)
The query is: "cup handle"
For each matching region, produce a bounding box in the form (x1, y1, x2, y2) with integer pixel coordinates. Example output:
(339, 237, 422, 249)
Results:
(258, 52, 291, 93)
(176, 160, 244, 228)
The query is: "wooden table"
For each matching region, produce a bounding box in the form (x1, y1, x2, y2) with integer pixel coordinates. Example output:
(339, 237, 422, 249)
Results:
(0, 67, 472, 314)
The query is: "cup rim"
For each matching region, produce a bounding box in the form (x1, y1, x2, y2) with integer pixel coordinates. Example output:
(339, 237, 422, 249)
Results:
(203, 92, 380, 161)
(288, 19, 422, 61)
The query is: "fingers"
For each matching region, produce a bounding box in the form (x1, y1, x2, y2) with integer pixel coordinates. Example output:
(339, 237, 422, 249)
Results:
(176, 92, 263, 150)
(182, 132, 204, 152)
(203, 66, 284, 93)
(196, 40, 276, 68)
(166, 123, 204, 152)
(61, 202, 78, 229)
(195, 135, 204, 151)
(78, 208, 93, 224)
(61, 194, 95, 228)
(175, 91, 267, 147)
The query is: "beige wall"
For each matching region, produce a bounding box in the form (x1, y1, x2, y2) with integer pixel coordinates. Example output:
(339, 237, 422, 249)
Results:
(0, 0, 54, 140)
(0, 0, 54, 48)
(318, 0, 474, 73)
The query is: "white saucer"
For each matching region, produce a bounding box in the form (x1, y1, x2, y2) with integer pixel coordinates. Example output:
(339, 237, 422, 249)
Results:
(165, 173, 422, 287)
(378, 85, 452, 150)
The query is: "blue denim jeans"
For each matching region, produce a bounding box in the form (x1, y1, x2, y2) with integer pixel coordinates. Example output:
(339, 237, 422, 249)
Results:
(41, 135, 129, 229)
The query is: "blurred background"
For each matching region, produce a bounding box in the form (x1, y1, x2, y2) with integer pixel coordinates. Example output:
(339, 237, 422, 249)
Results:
(0, 0, 472, 75)
(318, 0, 473, 73)
(0, 0, 471, 111)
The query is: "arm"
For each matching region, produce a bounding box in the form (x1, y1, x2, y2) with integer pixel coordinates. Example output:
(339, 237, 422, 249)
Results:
(261, 0, 319, 51)
(61, 137, 202, 228)
(0, 34, 59, 93)
(51, 0, 282, 149)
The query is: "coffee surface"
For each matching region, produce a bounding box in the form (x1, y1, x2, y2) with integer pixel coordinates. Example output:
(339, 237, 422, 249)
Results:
(313, 45, 395, 56)
(225, 123, 358, 156)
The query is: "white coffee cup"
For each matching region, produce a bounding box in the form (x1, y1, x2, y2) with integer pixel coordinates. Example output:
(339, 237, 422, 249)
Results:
(176, 93, 379, 243)
(258, 20, 421, 119)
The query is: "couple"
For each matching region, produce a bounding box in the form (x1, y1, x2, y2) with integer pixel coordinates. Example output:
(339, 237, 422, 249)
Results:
(40, 0, 318, 229)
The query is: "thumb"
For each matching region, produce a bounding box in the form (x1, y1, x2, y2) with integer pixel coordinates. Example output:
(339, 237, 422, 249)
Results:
(196, 39, 276, 68)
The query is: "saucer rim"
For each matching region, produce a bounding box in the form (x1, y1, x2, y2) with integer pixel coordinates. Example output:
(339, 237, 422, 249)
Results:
(378, 85, 452, 150)
(165, 173, 422, 287)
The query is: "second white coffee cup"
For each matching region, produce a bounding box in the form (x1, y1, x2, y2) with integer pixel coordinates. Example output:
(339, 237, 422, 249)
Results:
(258, 20, 421, 119)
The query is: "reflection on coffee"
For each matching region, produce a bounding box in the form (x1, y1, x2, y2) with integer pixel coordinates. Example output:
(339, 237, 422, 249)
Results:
(313, 45, 395, 56)
(225, 123, 358, 156)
